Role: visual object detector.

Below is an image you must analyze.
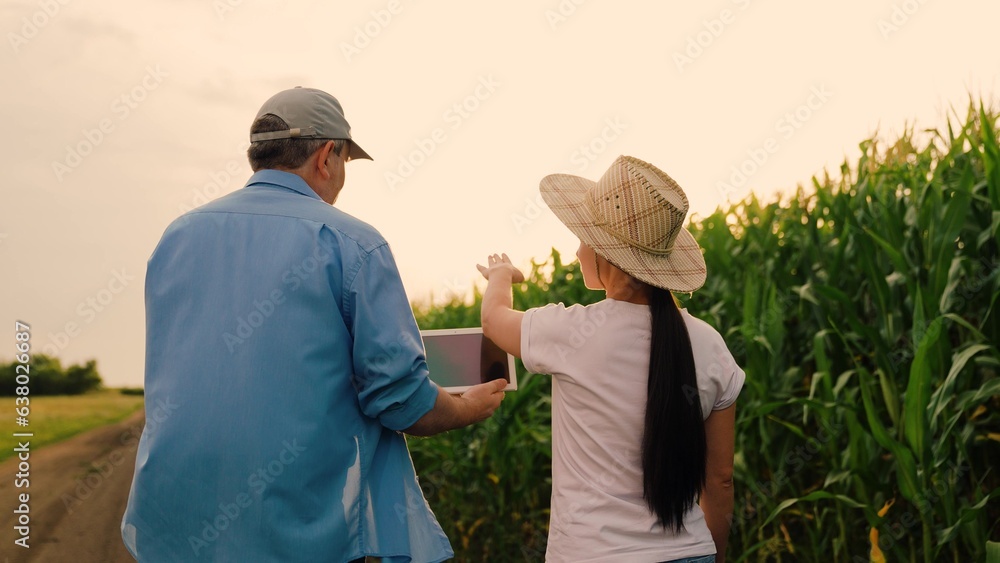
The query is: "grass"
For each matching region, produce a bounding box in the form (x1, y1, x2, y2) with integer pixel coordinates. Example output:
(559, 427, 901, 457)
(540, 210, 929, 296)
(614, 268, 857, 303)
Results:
(0, 389, 144, 462)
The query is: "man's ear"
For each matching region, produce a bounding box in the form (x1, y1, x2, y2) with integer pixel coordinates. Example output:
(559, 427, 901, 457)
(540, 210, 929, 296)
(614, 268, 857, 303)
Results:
(316, 141, 336, 180)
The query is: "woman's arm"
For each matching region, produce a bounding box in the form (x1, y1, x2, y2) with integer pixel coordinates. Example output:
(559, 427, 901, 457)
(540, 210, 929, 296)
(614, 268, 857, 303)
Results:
(477, 253, 525, 358)
(700, 403, 736, 563)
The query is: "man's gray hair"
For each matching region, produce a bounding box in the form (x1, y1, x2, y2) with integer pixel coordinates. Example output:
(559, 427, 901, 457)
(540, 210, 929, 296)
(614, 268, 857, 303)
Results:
(247, 114, 346, 172)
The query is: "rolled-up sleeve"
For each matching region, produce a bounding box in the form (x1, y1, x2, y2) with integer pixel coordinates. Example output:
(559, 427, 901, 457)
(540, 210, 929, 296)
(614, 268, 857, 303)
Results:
(346, 243, 438, 431)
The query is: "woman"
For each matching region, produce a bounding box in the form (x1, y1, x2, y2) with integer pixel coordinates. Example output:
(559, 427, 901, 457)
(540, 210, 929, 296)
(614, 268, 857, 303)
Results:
(477, 156, 744, 563)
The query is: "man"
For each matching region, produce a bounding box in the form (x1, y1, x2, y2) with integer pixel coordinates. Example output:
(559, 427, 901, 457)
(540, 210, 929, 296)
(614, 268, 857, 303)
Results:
(122, 87, 506, 562)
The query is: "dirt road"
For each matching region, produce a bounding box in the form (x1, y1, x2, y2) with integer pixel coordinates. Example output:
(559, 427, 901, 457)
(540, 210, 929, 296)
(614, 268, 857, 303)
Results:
(0, 409, 144, 563)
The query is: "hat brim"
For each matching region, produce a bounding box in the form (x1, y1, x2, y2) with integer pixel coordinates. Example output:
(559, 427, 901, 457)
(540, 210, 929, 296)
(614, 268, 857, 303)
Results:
(348, 140, 373, 161)
(540, 173, 706, 293)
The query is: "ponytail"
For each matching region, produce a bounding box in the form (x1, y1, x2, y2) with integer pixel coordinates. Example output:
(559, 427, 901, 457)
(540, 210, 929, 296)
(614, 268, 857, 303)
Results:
(641, 287, 706, 532)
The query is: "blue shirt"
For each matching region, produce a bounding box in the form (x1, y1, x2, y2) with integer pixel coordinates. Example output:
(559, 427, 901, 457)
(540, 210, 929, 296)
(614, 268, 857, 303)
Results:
(122, 170, 452, 562)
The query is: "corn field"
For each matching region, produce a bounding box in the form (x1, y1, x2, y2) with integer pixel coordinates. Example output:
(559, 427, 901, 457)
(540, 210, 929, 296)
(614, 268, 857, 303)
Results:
(408, 103, 1000, 561)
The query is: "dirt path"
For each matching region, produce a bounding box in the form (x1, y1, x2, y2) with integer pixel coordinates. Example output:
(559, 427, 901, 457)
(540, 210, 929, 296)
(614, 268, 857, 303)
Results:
(0, 409, 145, 563)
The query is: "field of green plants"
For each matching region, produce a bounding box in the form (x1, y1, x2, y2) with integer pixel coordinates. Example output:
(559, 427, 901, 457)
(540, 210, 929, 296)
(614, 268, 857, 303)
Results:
(408, 104, 1000, 561)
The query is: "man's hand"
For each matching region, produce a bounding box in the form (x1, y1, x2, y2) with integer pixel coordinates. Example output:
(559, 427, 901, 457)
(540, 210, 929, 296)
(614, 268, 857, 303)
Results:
(404, 378, 507, 436)
(458, 378, 508, 423)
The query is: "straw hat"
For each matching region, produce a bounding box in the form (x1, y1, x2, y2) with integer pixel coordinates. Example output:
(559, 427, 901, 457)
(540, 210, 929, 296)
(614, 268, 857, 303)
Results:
(539, 155, 706, 292)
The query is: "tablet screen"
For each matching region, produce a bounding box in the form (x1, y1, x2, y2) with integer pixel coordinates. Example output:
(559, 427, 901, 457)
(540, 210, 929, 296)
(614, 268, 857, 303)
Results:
(420, 328, 517, 393)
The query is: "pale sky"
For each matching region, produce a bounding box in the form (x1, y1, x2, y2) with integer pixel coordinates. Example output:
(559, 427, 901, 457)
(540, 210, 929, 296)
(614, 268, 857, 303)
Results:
(2, 0, 998, 387)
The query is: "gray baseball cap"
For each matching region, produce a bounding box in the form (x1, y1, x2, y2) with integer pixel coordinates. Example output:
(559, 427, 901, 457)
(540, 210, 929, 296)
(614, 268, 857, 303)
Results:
(250, 87, 373, 161)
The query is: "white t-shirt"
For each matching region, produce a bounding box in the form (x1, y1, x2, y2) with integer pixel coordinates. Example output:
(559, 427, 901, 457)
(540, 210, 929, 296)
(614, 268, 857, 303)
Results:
(520, 298, 745, 563)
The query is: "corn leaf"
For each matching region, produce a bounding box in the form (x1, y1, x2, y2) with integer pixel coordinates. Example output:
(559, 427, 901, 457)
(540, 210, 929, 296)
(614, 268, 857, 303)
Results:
(762, 490, 866, 528)
(904, 316, 943, 463)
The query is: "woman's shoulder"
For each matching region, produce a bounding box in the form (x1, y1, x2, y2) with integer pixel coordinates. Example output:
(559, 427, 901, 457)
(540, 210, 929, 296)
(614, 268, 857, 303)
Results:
(679, 309, 728, 346)
(525, 299, 639, 334)
(529, 298, 640, 318)
(529, 298, 614, 312)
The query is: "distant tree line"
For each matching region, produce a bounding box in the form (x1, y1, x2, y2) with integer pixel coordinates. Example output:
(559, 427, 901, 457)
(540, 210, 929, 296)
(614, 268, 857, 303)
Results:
(1, 354, 103, 395)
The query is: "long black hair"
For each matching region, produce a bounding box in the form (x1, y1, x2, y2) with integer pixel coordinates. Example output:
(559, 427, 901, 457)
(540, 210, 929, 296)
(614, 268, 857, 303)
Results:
(642, 286, 706, 532)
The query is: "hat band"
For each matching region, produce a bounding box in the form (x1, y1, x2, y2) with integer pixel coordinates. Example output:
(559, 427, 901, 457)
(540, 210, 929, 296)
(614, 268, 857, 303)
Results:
(250, 126, 320, 142)
(586, 196, 676, 256)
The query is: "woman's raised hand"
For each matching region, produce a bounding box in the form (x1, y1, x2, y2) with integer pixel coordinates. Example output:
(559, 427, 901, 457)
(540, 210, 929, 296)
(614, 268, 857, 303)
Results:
(476, 253, 525, 283)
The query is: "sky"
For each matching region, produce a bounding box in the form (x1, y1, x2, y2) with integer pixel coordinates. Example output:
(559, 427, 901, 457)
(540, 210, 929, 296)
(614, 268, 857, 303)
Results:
(1, 0, 998, 387)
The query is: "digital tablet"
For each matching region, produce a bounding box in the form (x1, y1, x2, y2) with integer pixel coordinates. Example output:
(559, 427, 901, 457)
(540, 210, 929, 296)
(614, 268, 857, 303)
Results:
(419, 327, 518, 394)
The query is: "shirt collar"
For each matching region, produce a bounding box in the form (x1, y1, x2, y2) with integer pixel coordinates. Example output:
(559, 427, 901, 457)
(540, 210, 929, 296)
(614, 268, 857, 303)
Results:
(244, 169, 323, 201)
